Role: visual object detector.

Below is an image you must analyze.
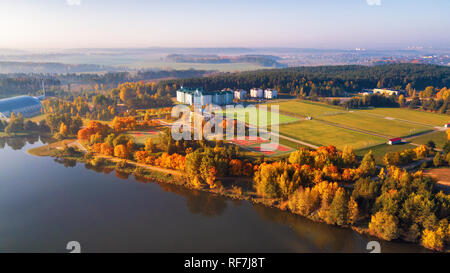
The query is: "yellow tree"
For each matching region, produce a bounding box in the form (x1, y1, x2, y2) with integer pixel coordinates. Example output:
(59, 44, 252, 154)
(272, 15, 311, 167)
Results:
(114, 144, 129, 159)
(347, 197, 359, 225)
(144, 138, 154, 153)
(368, 211, 399, 241)
(59, 122, 68, 137)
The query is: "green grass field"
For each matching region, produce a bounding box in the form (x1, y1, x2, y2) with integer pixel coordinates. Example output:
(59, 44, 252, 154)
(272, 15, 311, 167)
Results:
(356, 143, 418, 165)
(357, 108, 449, 127)
(221, 107, 299, 126)
(318, 112, 430, 138)
(267, 100, 345, 118)
(126, 130, 162, 145)
(279, 120, 386, 150)
(409, 131, 447, 149)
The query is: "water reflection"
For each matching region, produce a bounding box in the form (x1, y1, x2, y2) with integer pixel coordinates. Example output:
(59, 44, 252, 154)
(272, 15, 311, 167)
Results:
(136, 175, 228, 217)
(0, 135, 51, 150)
(0, 137, 428, 253)
(54, 158, 77, 168)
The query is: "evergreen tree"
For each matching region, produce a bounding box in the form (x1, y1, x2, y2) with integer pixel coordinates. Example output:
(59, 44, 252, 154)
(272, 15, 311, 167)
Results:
(433, 153, 442, 167)
(359, 150, 376, 176)
(327, 188, 348, 226)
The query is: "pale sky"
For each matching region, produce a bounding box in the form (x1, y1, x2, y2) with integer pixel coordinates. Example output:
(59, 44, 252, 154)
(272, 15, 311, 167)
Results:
(0, 0, 449, 49)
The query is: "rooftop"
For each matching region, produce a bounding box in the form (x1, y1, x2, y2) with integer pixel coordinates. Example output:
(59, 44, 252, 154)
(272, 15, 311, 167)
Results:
(0, 95, 42, 113)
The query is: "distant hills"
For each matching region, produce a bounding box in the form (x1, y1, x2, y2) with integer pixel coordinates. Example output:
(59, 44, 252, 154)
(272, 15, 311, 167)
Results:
(0, 61, 126, 74)
(165, 54, 287, 68)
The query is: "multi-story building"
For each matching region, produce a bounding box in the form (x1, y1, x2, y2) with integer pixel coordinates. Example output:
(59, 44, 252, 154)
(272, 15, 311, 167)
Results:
(264, 89, 278, 99)
(250, 88, 264, 98)
(234, 89, 247, 100)
(176, 87, 233, 106)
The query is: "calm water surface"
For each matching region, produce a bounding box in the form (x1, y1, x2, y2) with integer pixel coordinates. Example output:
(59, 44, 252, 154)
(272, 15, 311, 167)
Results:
(0, 137, 428, 253)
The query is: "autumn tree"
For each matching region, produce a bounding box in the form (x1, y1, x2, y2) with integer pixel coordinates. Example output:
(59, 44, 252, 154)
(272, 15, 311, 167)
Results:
(347, 197, 359, 225)
(100, 142, 113, 156)
(368, 211, 399, 241)
(342, 145, 356, 167)
(114, 144, 129, 159)
(433, 153, 443, 167)
(59, 122, 68, 137)
(144, 138, 154, 153)
(359, 150, 376, 177)
(421, 228, 446, 251)
(326, 187, 348, 226)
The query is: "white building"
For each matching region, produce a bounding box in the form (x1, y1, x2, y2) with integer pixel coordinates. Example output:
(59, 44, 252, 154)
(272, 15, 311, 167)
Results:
(372, 88, 403, 96)
(176, 87, 233, 106)
(176, 90, 185, 103)
(234, 89, 247, 100)
(250, 88, 264, 98)
(264, 89, 278, 99)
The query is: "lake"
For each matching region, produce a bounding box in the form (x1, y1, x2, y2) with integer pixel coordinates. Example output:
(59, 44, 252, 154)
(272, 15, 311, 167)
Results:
(0, 137, 428, 253)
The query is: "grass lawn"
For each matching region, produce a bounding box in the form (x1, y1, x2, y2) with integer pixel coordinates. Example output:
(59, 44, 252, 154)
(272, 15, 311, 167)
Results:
(126, 129, 162, 145)
(279, 120, 386, 150)
(278, 138, 307, 150)
(318, 112, 430, 138)
(267, 100, 346, 118)
(220, 106, 299, 126)
(25, 114, 47, 123)
(409, 131, 447, 149)
(356, 108, 449, 127)
(356, 143, 418, 165)
(27, 139, 75, 157)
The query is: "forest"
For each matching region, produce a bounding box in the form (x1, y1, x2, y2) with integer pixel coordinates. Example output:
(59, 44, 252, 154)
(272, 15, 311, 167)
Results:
(158, 64, 450, 97)
(0, 69, 210, 97)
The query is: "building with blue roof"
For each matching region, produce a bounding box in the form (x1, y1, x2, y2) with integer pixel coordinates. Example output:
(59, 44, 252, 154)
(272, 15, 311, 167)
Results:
(0, 95, 43, 119)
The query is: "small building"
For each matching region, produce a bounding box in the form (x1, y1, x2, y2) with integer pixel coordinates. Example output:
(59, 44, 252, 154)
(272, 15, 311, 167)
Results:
(250, 88, 264, 98)
(264, 89, 278, 99)
(373, 88, 404, 96)
(444, 123, 450, 128)
(234, 89, 247, 100)
(388, 138, 402, 145)
(0, 95, 43, 120)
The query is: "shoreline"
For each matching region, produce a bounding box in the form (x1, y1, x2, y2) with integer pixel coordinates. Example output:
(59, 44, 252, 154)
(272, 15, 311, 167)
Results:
(26, 139, 447, 253)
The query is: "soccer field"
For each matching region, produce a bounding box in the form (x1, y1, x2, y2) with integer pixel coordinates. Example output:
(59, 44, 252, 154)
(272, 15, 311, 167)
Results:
(356, 108, 449, 127)
(126, 130, 161, 145)
(318, 112, 430, 138)
(279, 120, 386, 150)
(267, 100, 346, 117)
(221, 107, 299, 126)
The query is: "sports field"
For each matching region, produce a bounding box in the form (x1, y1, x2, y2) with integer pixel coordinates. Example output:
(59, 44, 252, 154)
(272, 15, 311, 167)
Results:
(227, 136, 295, 157)
(356, 108, 449, 127)
(126, 130, 161, 145)
(279, 120, 385, 150)
(221, 107, 299, 126)
(267, 100, 345, 117)
(319, 112, 430, 138)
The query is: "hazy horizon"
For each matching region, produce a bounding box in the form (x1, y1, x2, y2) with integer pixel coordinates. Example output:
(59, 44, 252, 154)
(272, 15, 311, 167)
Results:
(1, 0, 449, 50)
